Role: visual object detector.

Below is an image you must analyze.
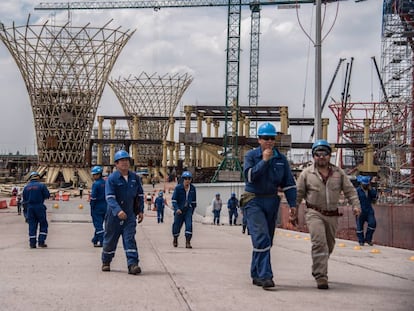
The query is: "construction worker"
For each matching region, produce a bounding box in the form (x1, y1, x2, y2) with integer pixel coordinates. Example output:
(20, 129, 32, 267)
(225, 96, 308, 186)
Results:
(355, 175, 378, 246)
(211, 193, 222, 225)
(101, 150, 145, 275)
(22, 171, 50, 248)
(90, 166, 106, 247)
(242, 122, 297, 289)
(295, 139, 361, 289)
(154, 191, 168, 223)
(171, 171, 197, 248)
(227, 192, 239, 225)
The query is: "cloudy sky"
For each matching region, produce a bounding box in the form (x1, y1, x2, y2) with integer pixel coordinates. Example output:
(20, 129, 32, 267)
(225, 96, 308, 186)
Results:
(0, 0, 383, 154)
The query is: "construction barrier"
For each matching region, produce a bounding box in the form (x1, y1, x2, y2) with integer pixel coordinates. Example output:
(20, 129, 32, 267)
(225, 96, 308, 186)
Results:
(9, 196, 17, 206)
(0, 200, 8, 209)
(55, 194, 70, 201)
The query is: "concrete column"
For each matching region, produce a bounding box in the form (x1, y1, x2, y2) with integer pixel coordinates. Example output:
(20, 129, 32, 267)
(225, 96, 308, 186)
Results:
(162, 140, 167, 169)
(168, 117, 175, 166)
(132, 115, 139, 168)
(322, 118, 330, 140)
(97, 116, 104, 165)
(214, 121, 220, 137)
(196, 113, 204, 167)
(280, 106, 288, 134)
(109, 119, 116, 164)
(244, 117, 250, 138)
(184, 105, 192, 167)
(174, 143, 180, 167)
(206, 117, 212, 137)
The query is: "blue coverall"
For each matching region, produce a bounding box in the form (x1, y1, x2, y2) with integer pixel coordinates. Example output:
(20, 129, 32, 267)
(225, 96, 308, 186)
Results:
(102, 171, 144, 267)
(90, 177, 107, 245)
(154, 196, 166, 223)
(227, 197, 239, 225)
(244, 147, 297, 281)
(171, 183, 197, 240)
(356, 186, 377, 245)
(22, 180, 50, 247)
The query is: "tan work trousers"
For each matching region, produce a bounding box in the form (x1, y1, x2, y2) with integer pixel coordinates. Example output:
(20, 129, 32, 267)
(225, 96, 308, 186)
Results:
(305, 208, 339, 280)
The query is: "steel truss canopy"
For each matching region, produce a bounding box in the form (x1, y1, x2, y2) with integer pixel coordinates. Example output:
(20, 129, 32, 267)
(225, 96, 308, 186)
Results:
(34, 0, 348, 11)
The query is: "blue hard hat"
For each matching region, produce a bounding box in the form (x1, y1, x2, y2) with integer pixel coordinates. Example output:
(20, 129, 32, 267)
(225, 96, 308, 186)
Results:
(216, 193, 220, 196)
(312, 139, 332, 155)
(231, 192, 236, 198)
(357, 175, 371, 185)
(159, 191, 164, 197)
(114, 150, 130, 162)
(258, 122, 277, 136)
(182, 171, 192, 178)
(91, 166, 103, 175)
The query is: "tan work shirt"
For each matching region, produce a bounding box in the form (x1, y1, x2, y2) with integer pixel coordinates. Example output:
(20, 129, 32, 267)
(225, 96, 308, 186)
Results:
(296, 163, 360, 212)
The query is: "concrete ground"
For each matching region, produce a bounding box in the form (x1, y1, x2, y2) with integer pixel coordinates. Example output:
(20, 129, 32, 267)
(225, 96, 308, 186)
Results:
(0, 183, 413, 311)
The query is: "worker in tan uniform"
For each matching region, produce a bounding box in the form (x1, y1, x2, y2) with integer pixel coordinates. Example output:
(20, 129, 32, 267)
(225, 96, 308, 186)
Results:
(295, 139, 361, 290)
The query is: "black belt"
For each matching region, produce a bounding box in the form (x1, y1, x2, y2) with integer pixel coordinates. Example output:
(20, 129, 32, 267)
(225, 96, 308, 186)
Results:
(306, 202, 343, 217)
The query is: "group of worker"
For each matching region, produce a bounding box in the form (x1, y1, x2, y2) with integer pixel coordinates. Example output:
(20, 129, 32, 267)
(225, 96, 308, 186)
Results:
(20, 121, 378, 290)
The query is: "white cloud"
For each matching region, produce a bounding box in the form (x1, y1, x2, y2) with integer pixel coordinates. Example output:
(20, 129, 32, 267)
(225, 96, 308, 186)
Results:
(0, 0, 384, 154)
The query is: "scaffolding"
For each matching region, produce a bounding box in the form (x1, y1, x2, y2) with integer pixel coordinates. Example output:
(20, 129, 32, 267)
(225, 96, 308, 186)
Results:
(0, 16, 135, 184)
(108, 72, 193, 169)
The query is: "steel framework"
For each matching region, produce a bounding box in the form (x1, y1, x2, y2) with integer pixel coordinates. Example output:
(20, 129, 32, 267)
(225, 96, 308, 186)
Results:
(0, 16, 135, 184)
(108, 72, 193, 167)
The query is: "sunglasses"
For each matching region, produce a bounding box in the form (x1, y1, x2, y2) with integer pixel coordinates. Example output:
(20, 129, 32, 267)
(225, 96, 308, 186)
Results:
(314, 151, 329, 158)
(183, 177, 192, 180)
(259, 136, 275, 141)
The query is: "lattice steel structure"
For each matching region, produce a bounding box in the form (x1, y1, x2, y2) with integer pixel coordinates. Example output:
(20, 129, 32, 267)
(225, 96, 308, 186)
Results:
(108, 72, 193, 167)
(0, 16, 135, 184)
(379, 0, 414, 203)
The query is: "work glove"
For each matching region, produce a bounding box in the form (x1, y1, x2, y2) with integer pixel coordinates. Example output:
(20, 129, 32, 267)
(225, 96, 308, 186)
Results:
(289, 208, 298, 227)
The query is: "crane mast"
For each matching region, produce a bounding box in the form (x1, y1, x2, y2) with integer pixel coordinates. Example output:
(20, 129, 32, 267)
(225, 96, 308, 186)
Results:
(34, 0, 347, 181)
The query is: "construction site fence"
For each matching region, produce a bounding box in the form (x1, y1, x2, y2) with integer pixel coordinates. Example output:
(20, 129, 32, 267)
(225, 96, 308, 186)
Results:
(279, 202, 414, 251)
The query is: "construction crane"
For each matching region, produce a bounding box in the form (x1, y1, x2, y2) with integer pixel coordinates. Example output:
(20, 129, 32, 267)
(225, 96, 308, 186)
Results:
(34, 0, 356, 181)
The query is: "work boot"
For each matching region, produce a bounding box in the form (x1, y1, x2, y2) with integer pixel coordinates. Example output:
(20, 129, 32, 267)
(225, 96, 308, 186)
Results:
(316, 278, 329, 290)
(128, 264, 142, 275)
(102, 263, 111, 272)
(173, 237, 178, 247)
(185, 238, 192, 249)
(262, 279, 275, 289)
(367, 241, 374, 246)
(38, 243, 47, 248)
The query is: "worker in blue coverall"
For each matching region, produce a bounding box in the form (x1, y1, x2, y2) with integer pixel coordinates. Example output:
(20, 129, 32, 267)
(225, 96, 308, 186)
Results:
(101, 150, 144, 275)
(356, 175, 378, 246)
(154, 191, 168, 223)
(243, 122, 297, 289)
(22, 171, 50, 248)
(171, 171, 197, 249)
(90, 166, 107, 247)
(227, 192, 239, 225)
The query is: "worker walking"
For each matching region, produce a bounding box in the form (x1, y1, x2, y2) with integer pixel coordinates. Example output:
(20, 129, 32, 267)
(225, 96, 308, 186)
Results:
(211, 193, 222, 225)
(101, 150, 145, 275)
(154, 191, 168, 223)
(227, 193, 239, 225)
(242, 122, 297, 289)
(22, 172, 50, 248)
(171, 171, 197, 248)
(295, 139, 361, 289)
(90, 166, 107, 247)
(355, 175, 378, 246)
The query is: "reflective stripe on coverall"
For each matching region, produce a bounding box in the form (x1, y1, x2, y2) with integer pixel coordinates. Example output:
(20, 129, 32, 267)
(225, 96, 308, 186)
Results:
(102, 171, 144, 267)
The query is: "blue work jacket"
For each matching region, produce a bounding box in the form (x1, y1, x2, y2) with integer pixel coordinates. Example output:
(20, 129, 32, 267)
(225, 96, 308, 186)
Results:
(22, 180, 50, 207)
(90, 177, 106, 209)
(357, 186, 377, 213)
(244, 147, 297, 207)
(105, 170, 144, 218)
(171, 184, 197, 213)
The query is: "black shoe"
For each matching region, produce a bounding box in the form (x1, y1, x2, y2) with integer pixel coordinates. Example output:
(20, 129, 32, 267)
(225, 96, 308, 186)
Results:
(173, 237, 178, 247)
(252, 278, 263, 286)
(367, 241, 373, 246)
(185, 241, 192, 249)
(30, 245, 36, 249)
(262, 279, 275, 289)
(359, 242, 364, 246)
(128, 264, 142, 275)
(38, 243, 47, 248)
(94, 242, 103, 248)
(316, 278, 329, 289)
(102, 263, 111, 272)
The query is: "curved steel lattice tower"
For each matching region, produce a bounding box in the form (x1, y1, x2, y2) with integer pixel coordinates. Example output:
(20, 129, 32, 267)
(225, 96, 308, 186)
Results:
(0, 17, 135, 184)
(108, 72, 193, 167)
